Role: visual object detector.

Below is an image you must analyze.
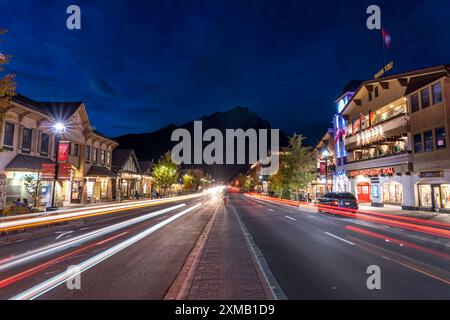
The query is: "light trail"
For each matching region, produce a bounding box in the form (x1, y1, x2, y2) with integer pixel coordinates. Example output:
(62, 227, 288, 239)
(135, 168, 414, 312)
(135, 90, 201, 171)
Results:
(10, 203, 202, 300)
(0, 204, 186, 273)
(0, 193, 204, 233)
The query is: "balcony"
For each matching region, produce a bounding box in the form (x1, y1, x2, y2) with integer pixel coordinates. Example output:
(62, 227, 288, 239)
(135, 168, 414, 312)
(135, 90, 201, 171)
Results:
(346, 113, 410, 147)
(345, 152, 412, 172)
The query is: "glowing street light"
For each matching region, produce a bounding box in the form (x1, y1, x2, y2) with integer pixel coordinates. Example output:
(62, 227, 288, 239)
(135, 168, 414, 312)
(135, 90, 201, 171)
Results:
(52, 122, 67, 135)
(48, 121, 68, 211)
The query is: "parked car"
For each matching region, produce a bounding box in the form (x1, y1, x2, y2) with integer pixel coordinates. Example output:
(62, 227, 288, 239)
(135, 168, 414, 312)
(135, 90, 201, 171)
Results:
(317, 192, 359, 214)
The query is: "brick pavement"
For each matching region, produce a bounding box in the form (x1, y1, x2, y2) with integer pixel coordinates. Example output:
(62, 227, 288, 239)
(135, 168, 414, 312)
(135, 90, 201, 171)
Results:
(185, 202, 269, 300)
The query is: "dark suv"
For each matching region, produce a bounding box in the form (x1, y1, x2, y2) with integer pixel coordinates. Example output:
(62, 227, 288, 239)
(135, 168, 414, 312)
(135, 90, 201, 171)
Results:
(317, 192, 359, 214)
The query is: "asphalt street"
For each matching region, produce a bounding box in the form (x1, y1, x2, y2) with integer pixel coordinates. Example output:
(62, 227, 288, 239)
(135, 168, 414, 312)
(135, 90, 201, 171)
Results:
(231, 194, 450, 300)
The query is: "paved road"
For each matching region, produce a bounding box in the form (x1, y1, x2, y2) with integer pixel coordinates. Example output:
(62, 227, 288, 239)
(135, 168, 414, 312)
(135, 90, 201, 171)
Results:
(231, 194, 450, 300)
(0, 194, 218, 300)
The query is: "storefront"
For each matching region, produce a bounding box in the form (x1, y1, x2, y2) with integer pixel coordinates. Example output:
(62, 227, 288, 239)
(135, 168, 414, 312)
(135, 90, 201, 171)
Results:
(85, 166, 116, 203)
(417, 172, 450, 213)
(382, 182, 403, 206)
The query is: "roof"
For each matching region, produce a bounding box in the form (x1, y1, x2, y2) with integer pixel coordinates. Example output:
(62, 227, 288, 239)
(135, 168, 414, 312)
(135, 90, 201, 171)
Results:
(112, 149, 140, 172)
(92, 129, 119, 145)
(5, 154, 54, 171)
(12, 94, 83, 121)
(405, 72, 447, 95)
(341, 64, 450, 115)
(138, 161, 153, 174)
(86, 166, 116, 178)
(339, 80, 364, 98)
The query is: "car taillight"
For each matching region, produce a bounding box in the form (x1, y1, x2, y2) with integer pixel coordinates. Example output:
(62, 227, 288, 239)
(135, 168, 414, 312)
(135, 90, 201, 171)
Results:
(332, 201, 339, 206)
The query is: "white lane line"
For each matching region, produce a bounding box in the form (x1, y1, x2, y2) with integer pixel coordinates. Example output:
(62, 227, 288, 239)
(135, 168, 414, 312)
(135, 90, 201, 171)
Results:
(0, 204, 186, 273)
(10, 203, 202, 301)
(268, 209, 275, 212)
(325, 232, 355, 246)
(55, 231, 73, 241)
(285, 216, 297, 221)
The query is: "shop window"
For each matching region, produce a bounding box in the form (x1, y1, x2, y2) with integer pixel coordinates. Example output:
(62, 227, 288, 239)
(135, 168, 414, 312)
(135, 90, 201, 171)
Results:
(414, 133, 423, 153)
(40, 133, 50, 156)
(441, 185, 450, 209)
(420, 88, 430, 109)
(382, 183, 403, 204)
(432, 82, 443, 105)
(21, 128, 32, 154)
(419, 185, 432, 207)
(3, 122, 14, 150)
(435, 127, 446, 150)
(411, 94, 420, 113)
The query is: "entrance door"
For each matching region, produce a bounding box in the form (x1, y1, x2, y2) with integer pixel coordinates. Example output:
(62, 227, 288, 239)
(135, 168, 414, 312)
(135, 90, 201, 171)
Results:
(432, 185, 442, 212)
(357, 183, 371, 203)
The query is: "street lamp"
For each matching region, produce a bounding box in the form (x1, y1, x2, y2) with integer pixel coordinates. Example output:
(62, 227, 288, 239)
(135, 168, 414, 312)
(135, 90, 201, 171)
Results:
(321, 148, 331, 193)
(48, 121, 67, 211)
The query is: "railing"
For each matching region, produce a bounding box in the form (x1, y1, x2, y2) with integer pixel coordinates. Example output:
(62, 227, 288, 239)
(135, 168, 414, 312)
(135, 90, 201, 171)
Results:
(345, 152, 412, 172)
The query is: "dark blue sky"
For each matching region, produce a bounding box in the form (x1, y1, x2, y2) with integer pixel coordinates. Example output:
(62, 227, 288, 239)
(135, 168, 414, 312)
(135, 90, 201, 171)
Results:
(1, 0, 449, 143)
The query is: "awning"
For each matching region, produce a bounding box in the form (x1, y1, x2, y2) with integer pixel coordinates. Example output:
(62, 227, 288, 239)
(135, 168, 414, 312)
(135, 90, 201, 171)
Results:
(86, 166, 116, 178)
(5, 154, 54, 172)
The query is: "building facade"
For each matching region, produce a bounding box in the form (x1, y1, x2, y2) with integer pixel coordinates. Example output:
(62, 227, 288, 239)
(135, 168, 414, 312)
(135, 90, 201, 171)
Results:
(112, 149, 142, 200)
(0, 94, 119, 209)
(339, 65, 450, 213)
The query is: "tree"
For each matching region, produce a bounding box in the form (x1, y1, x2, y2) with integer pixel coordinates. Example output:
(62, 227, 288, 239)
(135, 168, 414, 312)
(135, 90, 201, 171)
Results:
(0, 29, 16, 153)
(183, 173, 196, 192)
(269, 134, 316, 199)
(24, 175, 44, 208)
(152, 152, 179, 197)
(236, 173, 251, 193)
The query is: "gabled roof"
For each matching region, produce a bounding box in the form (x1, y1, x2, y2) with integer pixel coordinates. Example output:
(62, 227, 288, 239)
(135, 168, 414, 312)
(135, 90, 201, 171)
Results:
(341, 64, 450, 115)
(12, 94, 83, 121)
(338, 80, 364, 99)
(138, 161, 153, 174)
(112, 149, 140, 172)
(405, 72, 447, 95)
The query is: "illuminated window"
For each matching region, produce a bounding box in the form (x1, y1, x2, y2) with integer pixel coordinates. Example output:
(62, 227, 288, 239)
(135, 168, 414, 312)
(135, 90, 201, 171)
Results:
(435, 127, 446, 149)
(420, 88, 430, 109)
(442, 185, 450, 209)
(418, 185, 432, 207)
(432, 82, 443, 105)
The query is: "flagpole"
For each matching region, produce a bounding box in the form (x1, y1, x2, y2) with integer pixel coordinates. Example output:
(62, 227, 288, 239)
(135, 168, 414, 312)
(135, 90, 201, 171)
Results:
(381, 27, 386, 70)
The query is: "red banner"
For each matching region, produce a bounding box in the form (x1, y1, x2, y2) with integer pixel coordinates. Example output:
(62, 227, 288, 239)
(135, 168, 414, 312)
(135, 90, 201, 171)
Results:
(41, 163, 56, 180)
(320, 162, 326, 175)
(57, 163, 72, 180)
(57, 141, 70, 163)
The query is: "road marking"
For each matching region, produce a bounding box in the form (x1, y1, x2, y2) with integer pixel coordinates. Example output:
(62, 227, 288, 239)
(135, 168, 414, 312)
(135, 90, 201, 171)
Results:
(55, 231, 73, 240)
(10, 203, 202, 300)
(268, 209, 275, 212)
(285, 216, 296, 221)
(0, 204, 186, 273)
(325, 232, 355, 245)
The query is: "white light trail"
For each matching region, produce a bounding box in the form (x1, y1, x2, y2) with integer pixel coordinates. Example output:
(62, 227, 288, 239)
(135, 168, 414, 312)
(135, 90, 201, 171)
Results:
(10, 203, 202, 300)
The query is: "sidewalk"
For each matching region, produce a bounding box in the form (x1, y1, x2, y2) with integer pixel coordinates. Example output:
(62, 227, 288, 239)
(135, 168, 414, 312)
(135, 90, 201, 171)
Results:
(183, 202, 271, 300)
(359, 204, 450, 225)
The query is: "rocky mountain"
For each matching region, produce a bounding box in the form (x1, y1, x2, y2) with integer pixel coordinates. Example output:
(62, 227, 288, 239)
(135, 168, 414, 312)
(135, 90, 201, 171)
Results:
(113, 107, 288, 181)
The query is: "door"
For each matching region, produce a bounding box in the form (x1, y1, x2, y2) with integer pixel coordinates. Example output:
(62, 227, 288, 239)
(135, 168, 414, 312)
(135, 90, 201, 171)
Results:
(357, 183, 371, 203)
(432, 185, 442, 212)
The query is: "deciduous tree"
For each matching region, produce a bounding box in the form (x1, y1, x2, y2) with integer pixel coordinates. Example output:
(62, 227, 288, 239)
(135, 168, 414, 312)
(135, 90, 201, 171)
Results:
(153, 152, 179, 197)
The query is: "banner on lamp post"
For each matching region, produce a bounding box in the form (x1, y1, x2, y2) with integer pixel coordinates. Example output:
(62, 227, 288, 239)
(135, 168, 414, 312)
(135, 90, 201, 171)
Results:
(57, 141, 70, 163)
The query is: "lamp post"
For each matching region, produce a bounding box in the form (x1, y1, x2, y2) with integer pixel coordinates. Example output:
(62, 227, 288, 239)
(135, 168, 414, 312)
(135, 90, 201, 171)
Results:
(48, 122, 66, 211)
(322, 148, 331, 193)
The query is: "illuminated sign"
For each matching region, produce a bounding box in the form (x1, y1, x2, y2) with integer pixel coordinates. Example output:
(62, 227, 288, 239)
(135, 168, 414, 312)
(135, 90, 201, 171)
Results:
(374, 61, 394, 79)
(41, 164, 56, 180)
(57, 141, 70, 163)
(349, 167, 395, 177)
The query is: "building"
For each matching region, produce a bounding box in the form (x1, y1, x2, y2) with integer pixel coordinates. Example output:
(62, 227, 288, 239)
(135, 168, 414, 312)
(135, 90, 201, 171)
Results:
(313, 130, 336, 199)
(139, 161, 153, 198)
(112, 149, 142, 200)
(340, 65, 450, 213)
(0, 94, 118, 209)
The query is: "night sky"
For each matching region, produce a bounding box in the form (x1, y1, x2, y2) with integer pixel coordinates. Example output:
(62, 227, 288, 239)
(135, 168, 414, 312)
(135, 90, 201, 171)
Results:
(1, 0, 449, 144)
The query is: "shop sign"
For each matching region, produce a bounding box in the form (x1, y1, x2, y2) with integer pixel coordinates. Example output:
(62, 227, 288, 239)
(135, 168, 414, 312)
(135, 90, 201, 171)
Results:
(58, 163, 72, 180)
(420, 172, 444, 178)
(349, 167, 394, 177)
(41, 163, 56, 180)
(57, 141, 70, 163)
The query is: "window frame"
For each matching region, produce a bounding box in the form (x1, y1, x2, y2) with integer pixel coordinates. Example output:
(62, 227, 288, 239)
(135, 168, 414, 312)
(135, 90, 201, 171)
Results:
(420, 88, 431, 109)
(410, 93, 420, 113)
(40, 132, 50, 156)
(85, 145, 91, 163)
(414, 133, 423, 153)
(3, 122, 15, 150)
(435, 127, 447, 150)
(423, 130, 434, 152)
(432, 82, 443, 105)
(21, 127, 33, 154)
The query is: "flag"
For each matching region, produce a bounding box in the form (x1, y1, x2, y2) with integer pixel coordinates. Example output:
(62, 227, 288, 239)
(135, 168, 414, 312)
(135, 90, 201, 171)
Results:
(360, 113, 365, 130)
(382, 28, 392, 48)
